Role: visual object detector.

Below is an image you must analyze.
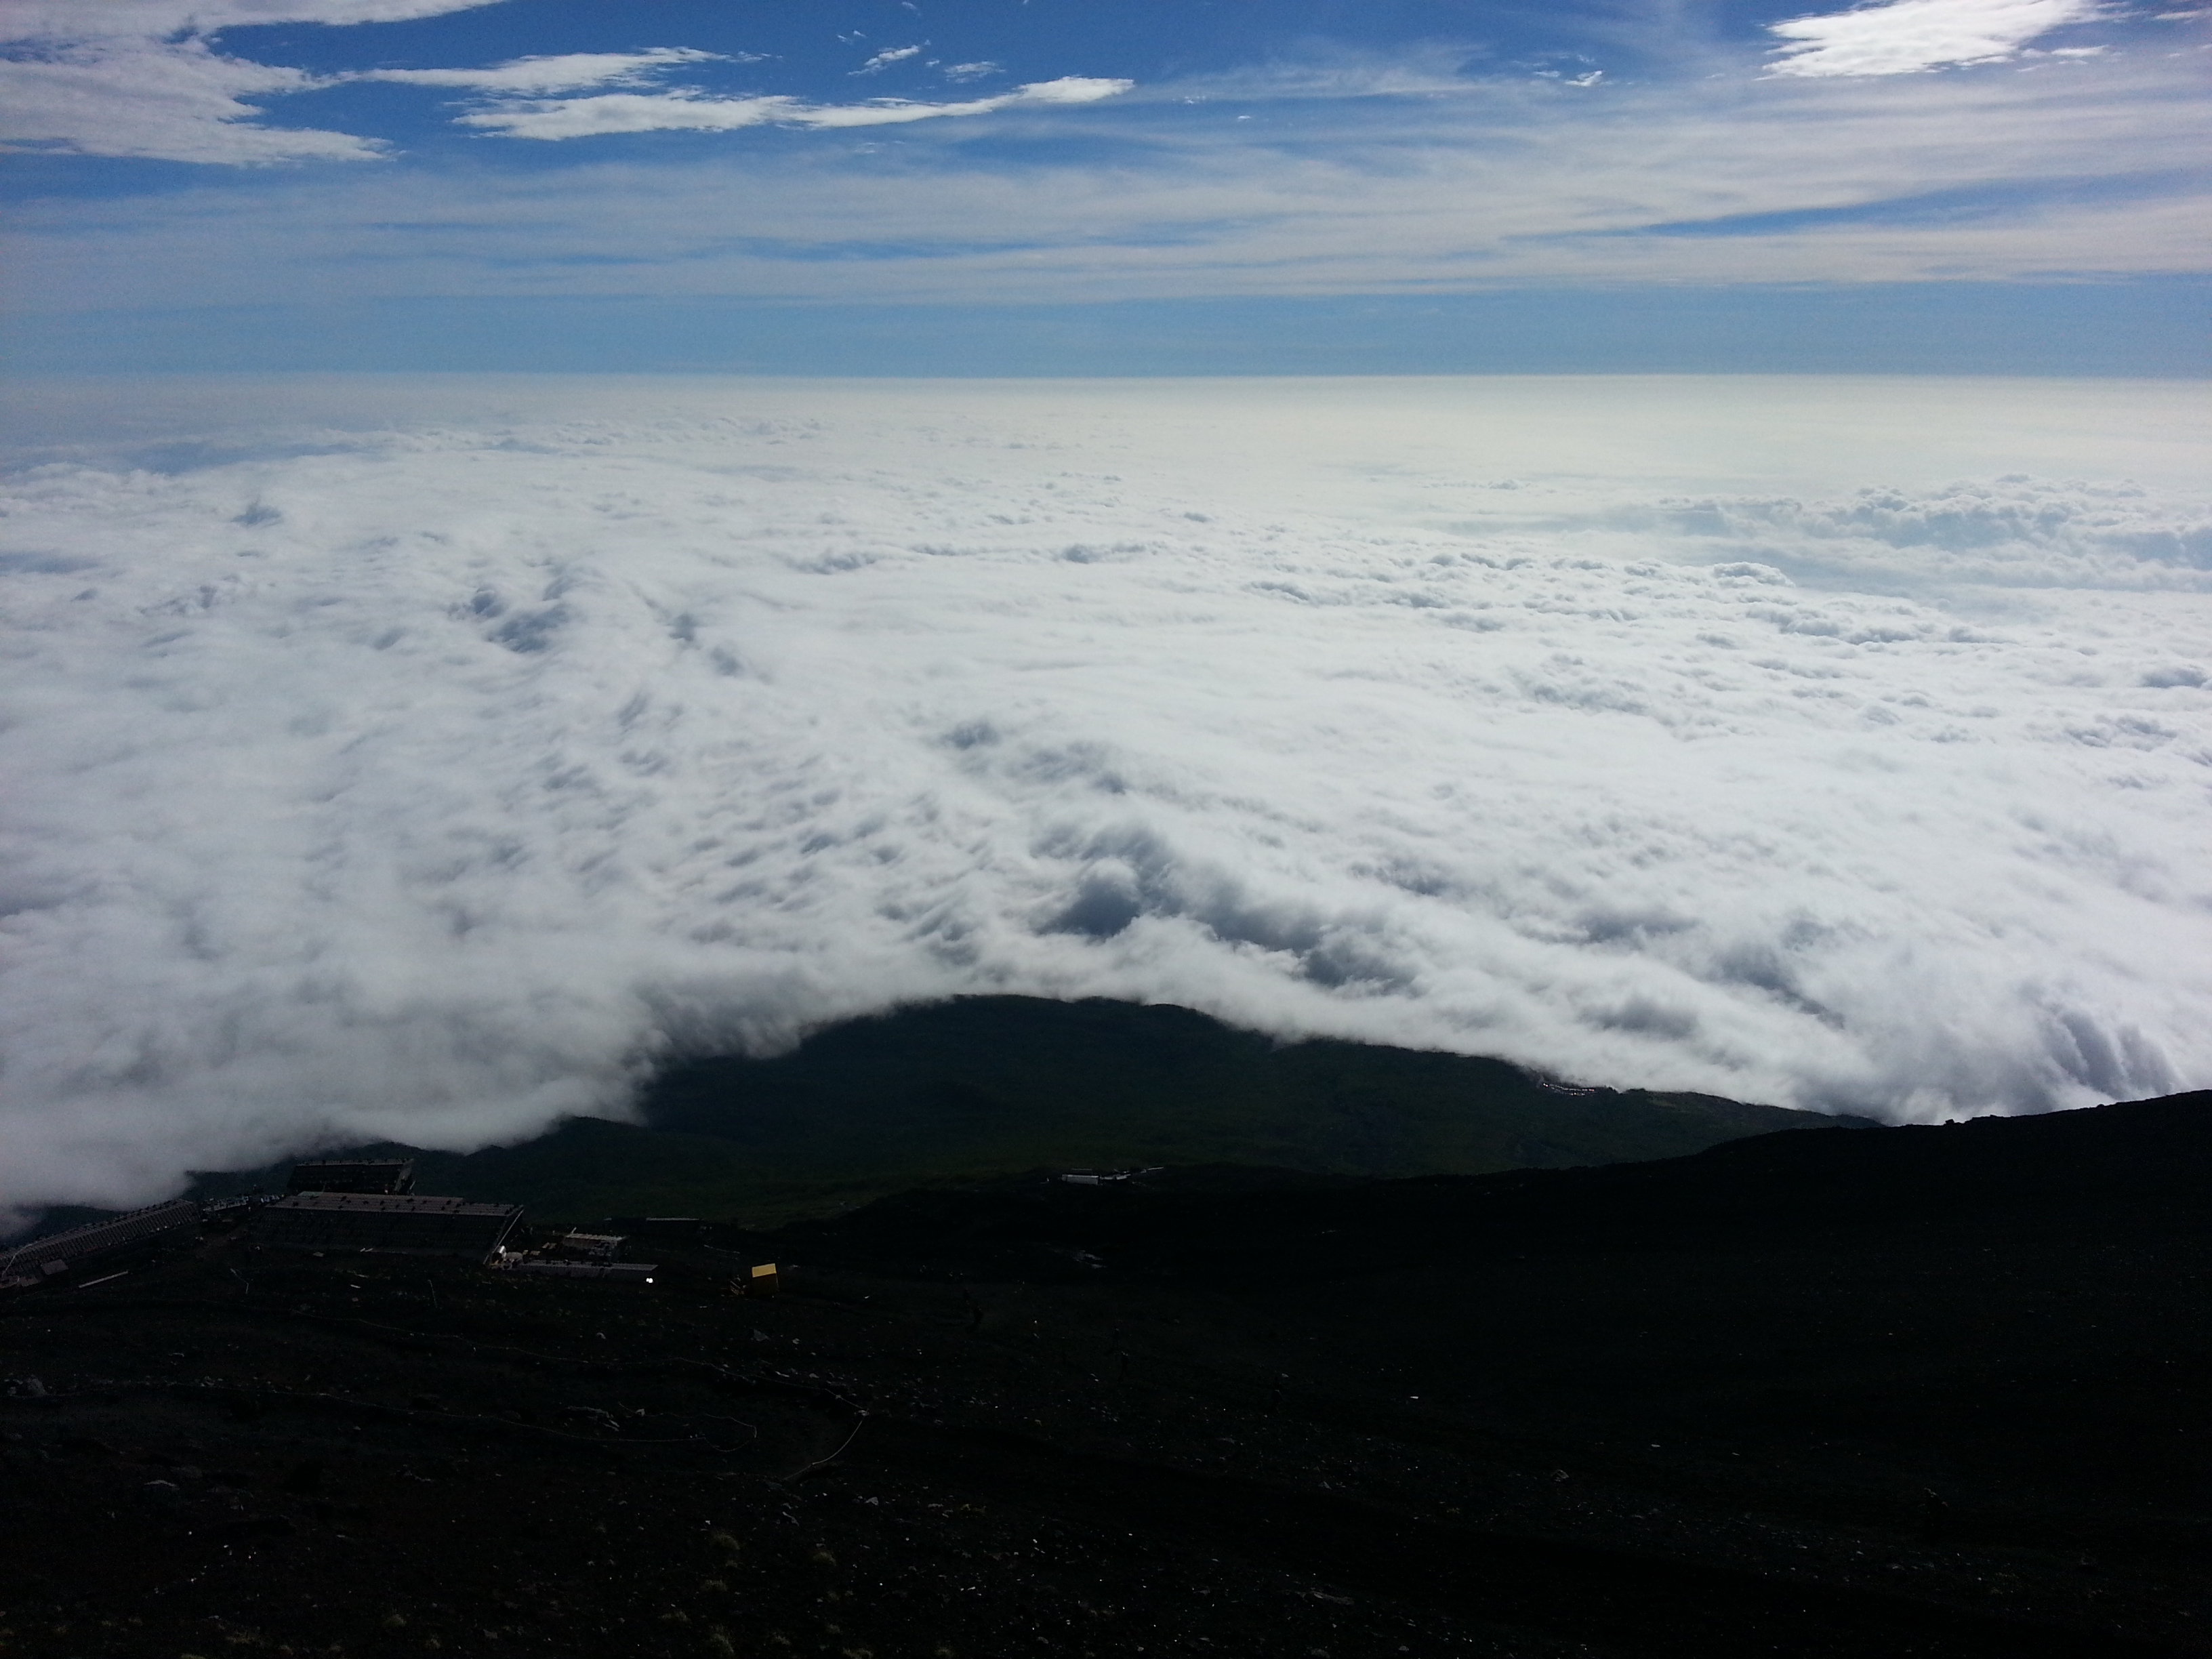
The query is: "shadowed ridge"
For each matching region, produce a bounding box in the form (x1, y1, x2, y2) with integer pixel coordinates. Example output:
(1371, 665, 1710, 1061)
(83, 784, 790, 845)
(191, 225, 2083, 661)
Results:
(758, 1086, 2212, 1284)
(637, 993, 1839, 1188)
(137, 995, 1845, 1233)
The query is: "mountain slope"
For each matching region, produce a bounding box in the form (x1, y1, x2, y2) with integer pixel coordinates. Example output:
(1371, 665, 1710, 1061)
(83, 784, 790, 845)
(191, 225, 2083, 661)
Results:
(6, 1092, 2203, 1658)
(619, 994, 1845, 1216)
(155, 995, 1853, 1227)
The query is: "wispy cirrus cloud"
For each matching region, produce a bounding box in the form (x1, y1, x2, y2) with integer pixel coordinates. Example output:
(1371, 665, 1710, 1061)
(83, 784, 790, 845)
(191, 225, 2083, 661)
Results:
(0, 0, 502, 37)
(0, 0, 506, 163)
(1767, 0, 2107, 77)
(453, 75, 1132, 142)
(360, 47, 736, 96)
(0, 33, 382, 162)
(853, 44, 924, 76)
(10, 49, 2197, 312)
(0, 3, 1124, 162)
(0, 2, 2197, 321)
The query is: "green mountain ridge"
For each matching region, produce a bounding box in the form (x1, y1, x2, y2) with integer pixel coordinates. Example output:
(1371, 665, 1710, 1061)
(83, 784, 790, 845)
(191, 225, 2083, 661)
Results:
(175, 996, 1860, 1227)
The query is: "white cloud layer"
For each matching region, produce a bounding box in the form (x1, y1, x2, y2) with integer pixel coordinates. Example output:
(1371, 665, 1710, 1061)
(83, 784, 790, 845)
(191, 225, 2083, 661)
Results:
(2, 376, 2207, 1218)
(1769, 0, 2106, 77)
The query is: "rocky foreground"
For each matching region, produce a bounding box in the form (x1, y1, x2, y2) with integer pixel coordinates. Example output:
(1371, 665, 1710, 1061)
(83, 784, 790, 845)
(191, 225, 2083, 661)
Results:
(3, 1092, 2207, 1658)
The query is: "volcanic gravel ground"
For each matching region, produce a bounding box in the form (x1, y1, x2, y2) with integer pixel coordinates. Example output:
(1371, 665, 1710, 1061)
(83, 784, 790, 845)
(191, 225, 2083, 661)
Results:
(2, 1096, 2208, 1659)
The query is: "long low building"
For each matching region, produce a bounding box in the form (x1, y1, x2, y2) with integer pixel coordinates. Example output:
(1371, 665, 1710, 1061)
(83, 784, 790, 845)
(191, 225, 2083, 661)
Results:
(248, 1192, 522, 1261)
(287, 1159, 416, 1195)
(0, 1199, 201, 1287)
(497, 1259, 657, 1284)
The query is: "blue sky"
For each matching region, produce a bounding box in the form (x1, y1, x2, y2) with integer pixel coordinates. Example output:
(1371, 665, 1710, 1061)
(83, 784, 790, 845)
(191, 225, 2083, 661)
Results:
(3, 0, 2207, 373)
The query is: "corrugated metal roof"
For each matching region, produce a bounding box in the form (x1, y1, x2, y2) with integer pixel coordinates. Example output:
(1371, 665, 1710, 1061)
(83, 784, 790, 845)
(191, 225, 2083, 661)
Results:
(0, 1200, 200, 1282)
(266, 1193, 511, 1216)
(287, 1159, 416, 1195)
(249, 1192, 521, 1261)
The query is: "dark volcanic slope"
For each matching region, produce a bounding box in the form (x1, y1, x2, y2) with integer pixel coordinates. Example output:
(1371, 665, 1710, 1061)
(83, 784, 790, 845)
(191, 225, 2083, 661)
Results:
(780, 1084, 2210, 1282)
(4, 1092, 2206, 1659)
(640, 995, 1825, 1176)
(178, 996, 1846, 1227)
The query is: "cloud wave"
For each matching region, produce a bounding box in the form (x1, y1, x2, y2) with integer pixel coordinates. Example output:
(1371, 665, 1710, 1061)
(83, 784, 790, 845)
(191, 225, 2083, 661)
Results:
(1, 377, 2206, 1218)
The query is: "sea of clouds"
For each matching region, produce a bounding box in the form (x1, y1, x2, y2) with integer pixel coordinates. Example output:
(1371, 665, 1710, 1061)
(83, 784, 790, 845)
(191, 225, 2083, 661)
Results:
(3, 375, 2208, 1218)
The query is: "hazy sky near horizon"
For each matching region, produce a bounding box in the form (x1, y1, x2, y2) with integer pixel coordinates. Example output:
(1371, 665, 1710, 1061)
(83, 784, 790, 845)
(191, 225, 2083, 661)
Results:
(2, 375, 2208, 1216)
(3, 0, 2208, 372)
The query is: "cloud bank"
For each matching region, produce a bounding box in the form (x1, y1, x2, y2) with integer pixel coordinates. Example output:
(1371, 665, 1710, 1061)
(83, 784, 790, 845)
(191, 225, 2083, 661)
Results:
(2, 377, 2207, 1220)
